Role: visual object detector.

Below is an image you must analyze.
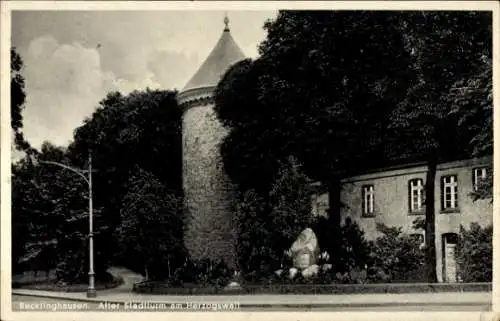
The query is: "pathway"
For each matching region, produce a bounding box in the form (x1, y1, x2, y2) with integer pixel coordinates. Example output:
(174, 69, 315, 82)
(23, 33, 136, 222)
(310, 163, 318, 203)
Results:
(10, 267, 493, 309)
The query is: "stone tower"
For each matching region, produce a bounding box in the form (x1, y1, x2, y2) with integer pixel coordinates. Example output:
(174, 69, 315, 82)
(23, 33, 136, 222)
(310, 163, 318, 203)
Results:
(177, 16, 245, 269)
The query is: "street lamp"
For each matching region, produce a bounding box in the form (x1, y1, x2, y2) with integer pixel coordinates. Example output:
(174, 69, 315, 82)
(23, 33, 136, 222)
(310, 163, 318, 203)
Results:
(32, 150, 97, 298)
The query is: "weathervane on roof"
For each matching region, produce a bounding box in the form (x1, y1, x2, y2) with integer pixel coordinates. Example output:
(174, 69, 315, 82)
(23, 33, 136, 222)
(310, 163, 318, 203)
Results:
(224, 12, 230, 31)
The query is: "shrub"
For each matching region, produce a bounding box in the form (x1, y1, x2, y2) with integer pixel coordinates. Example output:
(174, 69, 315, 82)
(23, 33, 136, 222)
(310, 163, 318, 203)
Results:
(234, 156, 315, 282)
(266, 217, 371, 285)
(268, 156, 315, 248)
(336, 217, 371, 274)
(116, 168, 185, 282)
(233, 189, 277, 282)
(170, 258, 233, 287)
(368, 223, 426, 283)
(456, 223, 492, 282)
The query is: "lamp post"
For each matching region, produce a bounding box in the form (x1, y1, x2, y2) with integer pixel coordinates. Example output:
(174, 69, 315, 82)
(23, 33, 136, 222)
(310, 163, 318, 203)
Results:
(34, 150, 97, 298)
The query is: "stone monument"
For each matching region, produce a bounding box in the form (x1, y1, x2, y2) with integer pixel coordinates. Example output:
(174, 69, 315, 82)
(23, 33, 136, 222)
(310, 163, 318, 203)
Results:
(287, 228, 321, 278)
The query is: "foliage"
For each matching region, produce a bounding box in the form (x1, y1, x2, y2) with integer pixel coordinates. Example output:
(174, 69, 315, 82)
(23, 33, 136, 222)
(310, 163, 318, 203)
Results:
(171, 259, 233, 287)
(10, 48, 33, 152)
(11, 142, 109, 283)
(368, 223, 426, 283)
(389, 12, 492, 159)
(311, 215, 337, 265)
(263, 217, 371, 285)
(12, 89, 184, 283)
(70, 90, 181, 189)
(446, 57, 492, 158)
(456, 223, 492, 282)
(336, 217, 371, 274)
(412, 216, 426, 231)
(12, 11, 493, 286)
(387, 11, 492, 282)
(446, 58, 493, 201)
(470, 170, 493, 202)
(233, 189, 273, 281)
(216, 13, 492, 284)
(233, 157, 314, 281)
(215, 11, 416, 195)
(68, 89, 183, 273)
(268, 157, 314, 251)
(214, 12, 424, 280)
(116, 167, 184, 281)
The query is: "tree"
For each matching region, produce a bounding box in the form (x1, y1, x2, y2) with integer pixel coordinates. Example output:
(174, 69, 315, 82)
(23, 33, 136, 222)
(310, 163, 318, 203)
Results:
(233, 156, 315, 280)
(12, 88, 185, 282)
(11, 48, 33, 153)
(446, 57, 493, 201)
(12, 143, 69, 275)
(389, 11, 492, 282)
(11, 155, 47, 274)
(268, 156, 314, 255)
(215, 58, 290, 194)
(456, 223, 492, 282)
(68, 89, 183, 271)
(11, 142, 108, 282)
(217, 11, 415, 188)
(215, 11, 416, 266)
(336, 217, 371, 274)
(232, 189, 271, 281)
(116, 167, 184, 280)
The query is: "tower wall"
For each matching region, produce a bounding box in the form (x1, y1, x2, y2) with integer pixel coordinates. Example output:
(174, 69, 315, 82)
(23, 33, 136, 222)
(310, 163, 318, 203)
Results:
(181, 96, 237, 269)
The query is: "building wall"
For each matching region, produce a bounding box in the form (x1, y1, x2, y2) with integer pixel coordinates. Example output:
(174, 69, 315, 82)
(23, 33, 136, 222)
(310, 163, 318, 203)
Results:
(182, 102, 237, 269)
(433, 158, 493, 282)
(340, 164, 429, 239)
(334, 157, 493, 282)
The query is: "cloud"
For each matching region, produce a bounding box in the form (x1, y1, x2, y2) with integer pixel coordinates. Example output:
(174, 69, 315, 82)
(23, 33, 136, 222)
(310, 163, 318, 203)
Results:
(13, 11, 277, 150)
(147, 50, 200, 90)
(21, 35, 165, 149)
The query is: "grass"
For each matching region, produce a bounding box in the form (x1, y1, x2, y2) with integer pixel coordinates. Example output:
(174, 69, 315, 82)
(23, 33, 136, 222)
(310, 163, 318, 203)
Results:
(12, 270, 124, 292)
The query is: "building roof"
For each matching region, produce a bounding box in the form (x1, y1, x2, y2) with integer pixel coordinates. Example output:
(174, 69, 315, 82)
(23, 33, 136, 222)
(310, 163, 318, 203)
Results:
(182, 16, 245, 92)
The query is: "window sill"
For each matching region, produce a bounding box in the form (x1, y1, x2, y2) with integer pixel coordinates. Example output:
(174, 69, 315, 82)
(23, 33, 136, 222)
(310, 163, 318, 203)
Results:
(408, 211, 425, 216)
(440, 208, 461, 214)
(361, 214, 376, 218)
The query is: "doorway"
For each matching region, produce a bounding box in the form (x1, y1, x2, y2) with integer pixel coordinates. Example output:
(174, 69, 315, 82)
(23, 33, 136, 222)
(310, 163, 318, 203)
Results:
(442, 233, 459, 283)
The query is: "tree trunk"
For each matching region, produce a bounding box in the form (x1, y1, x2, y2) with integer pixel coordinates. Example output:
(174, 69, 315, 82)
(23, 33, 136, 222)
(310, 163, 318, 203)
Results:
(425, 158, 438, 283)
(328, 180, 342, 265)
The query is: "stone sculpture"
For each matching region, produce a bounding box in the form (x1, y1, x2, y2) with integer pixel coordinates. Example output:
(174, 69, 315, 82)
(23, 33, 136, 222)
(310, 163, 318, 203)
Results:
(286, 228, 321, 278)
(290, 228, 320, 268)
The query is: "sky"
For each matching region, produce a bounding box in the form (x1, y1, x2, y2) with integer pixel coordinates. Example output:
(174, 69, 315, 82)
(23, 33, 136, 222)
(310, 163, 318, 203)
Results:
(11, 10, 277, 149)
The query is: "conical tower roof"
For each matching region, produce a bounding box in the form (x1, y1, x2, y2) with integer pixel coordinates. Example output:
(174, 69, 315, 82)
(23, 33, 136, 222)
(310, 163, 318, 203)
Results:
(182, 16, 245, 92)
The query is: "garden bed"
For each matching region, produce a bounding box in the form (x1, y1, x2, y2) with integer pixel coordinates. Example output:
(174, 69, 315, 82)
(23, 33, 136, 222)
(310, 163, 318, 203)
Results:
(133, 281, 491, 295)
(12, 272, 124, 292)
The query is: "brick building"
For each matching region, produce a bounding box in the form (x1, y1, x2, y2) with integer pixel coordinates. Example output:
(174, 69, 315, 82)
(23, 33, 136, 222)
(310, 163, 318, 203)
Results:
(311, 156, 493, 283)
(178, 16, 492, 281)
(177, 16, 244, 268)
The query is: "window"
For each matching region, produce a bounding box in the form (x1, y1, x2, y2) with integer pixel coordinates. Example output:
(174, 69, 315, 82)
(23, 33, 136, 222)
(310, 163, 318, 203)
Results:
(441, 175, 458, 210)
(408, 178, 424, 213)
(410, 232, 426, 249)
(473, 167, 487, 191)
(362, 185, 374, 216)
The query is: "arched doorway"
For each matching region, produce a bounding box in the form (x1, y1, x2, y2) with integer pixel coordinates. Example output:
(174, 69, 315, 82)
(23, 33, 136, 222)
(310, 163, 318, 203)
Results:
(442, 233, 459, 283)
